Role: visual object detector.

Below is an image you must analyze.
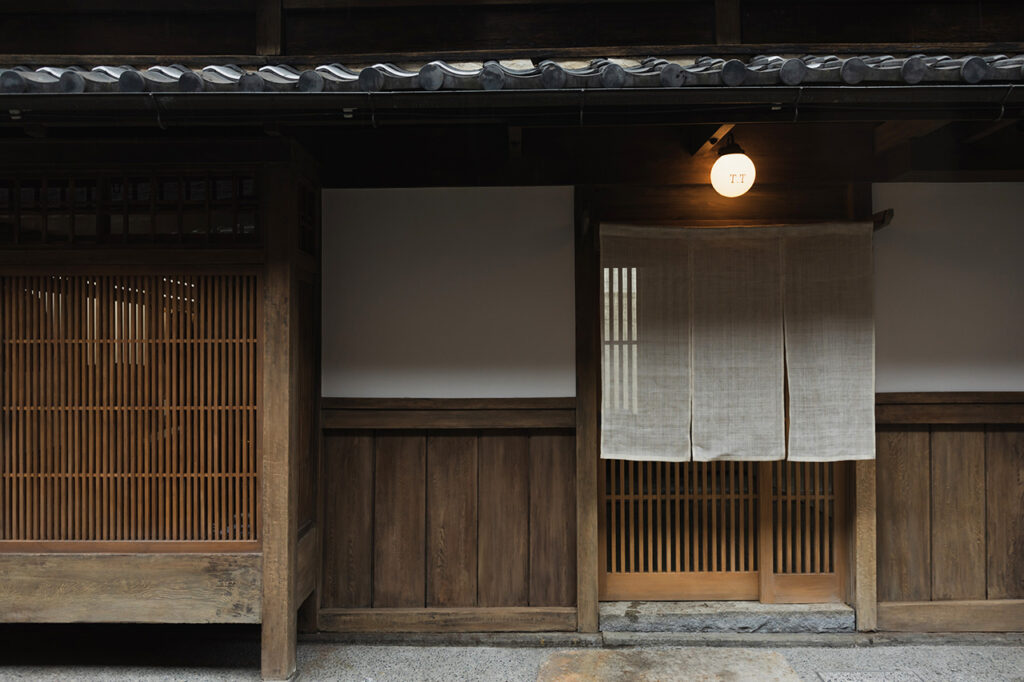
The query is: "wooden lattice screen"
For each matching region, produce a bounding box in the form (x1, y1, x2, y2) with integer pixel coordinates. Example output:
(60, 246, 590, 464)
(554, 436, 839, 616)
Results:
(0, 274, 259, 548)
(600, 460, 843, 602)
(603, 461, 759, 575)
(770, 462, 837, 575)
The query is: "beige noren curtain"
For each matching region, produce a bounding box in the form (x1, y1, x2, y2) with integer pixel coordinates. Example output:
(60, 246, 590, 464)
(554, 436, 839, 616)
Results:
(783, 223, 875, 461)
(600, 227, 691, 461)
(691, 231, 785, 461)
(600, 222, 874, 463)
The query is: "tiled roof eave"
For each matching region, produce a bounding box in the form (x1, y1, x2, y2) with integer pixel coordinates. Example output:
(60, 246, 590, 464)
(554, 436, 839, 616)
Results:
(2, 54, 1023, 95)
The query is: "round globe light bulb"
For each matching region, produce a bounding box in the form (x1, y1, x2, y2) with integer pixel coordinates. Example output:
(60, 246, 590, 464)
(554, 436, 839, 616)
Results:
(710, 152, 756, 198)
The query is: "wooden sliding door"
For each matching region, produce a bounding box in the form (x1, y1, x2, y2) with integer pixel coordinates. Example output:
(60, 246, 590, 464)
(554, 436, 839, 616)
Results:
(599, 459, 846, 603)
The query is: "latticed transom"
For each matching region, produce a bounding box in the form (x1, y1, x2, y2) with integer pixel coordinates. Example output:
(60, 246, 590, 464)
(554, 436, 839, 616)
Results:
(0, 274, 259, 546)
(0, 174, 258, 246)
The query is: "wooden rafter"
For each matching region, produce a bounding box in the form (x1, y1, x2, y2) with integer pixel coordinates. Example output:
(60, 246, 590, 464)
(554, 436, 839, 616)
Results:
(874, 120, 951, 155)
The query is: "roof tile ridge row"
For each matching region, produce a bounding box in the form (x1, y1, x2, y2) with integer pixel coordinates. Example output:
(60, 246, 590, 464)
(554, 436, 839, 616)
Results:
(2, 54, 1022, 94)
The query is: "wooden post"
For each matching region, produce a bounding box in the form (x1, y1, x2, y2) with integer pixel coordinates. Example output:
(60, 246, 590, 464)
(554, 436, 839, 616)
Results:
(257, 0, 283, 56)
(853, 459, 877, 631)
(715, 0, 741, 44)
(574, 188, 600, 633)
(261, 165, 298, 680)
(757, 462, 776, 603)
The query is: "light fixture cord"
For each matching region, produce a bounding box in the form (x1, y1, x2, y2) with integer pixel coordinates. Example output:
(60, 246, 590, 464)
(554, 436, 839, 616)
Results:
(996, 84, 1015, 121)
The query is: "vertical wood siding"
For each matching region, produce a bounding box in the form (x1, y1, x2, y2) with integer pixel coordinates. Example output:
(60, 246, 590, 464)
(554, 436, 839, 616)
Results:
(321, 428, 576, 610)
(877, 425, 1024, 602)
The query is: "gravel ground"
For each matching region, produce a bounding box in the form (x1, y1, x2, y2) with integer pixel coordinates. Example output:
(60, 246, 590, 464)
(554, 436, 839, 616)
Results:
(1, 631, 1023, 681)
(779, 645, 1024, 682)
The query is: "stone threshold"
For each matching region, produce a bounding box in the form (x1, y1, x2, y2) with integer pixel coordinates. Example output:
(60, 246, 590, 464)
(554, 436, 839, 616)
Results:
(601, 601, 855, 634)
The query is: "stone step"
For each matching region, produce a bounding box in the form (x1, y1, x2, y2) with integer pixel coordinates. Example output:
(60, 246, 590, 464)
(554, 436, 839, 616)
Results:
(600, 601, 856, 634)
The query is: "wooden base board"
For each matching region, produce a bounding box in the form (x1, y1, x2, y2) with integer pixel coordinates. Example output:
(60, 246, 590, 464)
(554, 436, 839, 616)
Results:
(763, 574, 843, 604)
(318, 607, 577, 633)
(878, 600, 1024, 632)
(600, 572, 759, 601)
(0, 552, 262, 624)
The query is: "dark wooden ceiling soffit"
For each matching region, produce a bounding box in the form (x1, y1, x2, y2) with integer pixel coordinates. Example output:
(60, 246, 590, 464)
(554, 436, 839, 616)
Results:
(1, 55, 1022, 95)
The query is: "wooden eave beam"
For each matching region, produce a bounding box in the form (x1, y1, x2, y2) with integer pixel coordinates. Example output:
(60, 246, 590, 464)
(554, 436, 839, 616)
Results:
(958, 119, 1020, 145)
(874, 120, 951, 155)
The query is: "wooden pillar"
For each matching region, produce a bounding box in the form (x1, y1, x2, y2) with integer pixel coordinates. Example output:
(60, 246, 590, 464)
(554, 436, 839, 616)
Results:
(714, 0, 741, 44)
(257, 0, 283, 56)
(757, 462, 777, 603)
(261, 165, 299, 680)
(852, 459, 877, 631)
(574, 188, 600, 633)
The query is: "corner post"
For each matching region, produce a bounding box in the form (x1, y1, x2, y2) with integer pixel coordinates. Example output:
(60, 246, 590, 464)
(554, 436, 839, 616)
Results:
(853, 459, 877, 631)
(575, 187, 600, 632)
(261, 163, 299, 679)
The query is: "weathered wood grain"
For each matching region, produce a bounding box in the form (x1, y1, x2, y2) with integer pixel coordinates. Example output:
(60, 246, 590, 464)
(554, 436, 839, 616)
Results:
(426, 434, 478, 607)
(478, 433, 530, 607)
(373, 433, 426, 607)
(321, 433, 373, 608)
(0, 553, 261, 623)
(530, 432, 577, 607)
(986, 428, 1024, 599)
(602, 572, 759, 601)
(574, 194, 600, 632)
(317, 606, 577, 633)
(876, 427, 931, 602)
(323, 398, 575, 410)
(853, 460, 877, 631)
(878, 600, 1024, 632)
(261, 172, 298, 681)
(876, 403, 1024, 425)
(294, 525, 318, 605)
(876, 392, 1024, 404)
(930, 427, 986, 600)
(321, 408, 575, 430)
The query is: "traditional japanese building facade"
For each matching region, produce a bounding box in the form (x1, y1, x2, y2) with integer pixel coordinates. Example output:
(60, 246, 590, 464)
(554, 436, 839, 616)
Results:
(1, 2, 1023, 679)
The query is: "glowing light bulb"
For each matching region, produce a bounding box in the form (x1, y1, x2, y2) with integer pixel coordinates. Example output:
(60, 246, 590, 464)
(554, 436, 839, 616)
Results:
(710, 151, 756, 198)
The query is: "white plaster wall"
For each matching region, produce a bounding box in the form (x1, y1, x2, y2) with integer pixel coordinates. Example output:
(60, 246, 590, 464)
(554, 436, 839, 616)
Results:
(873, 182, 1024, 391)
(321, 186, 575, 398)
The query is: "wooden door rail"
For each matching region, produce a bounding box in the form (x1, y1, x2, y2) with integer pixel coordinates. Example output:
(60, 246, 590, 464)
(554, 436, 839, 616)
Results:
(320, 397, 576, 430)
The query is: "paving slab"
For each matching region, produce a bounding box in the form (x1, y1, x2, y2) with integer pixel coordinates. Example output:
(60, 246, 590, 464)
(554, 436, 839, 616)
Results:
(537, 647, 801, 682)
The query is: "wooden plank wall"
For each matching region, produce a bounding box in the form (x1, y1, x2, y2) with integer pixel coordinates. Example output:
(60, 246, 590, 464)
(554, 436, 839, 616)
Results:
(875, 394, 1024, 631)
(319, 401, 577, 632)
(877, 427, 1024, 603)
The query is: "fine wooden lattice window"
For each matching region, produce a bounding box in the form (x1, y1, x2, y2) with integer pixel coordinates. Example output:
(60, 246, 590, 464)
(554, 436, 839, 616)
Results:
(600, 460, 844, 602)
(0, 274, 259, 548)
(603, 460, 759, 575)
(0, 174, 258, 246)
(770, 462, 837, 574)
